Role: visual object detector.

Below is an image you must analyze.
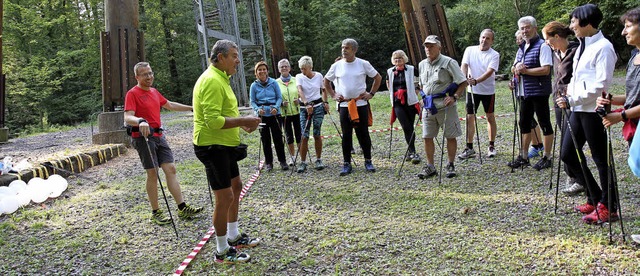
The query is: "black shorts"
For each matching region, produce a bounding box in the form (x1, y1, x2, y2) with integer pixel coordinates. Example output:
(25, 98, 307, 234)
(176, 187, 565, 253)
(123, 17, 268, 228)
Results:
(465, 93, 495, 114)
(132, 136, 174, 169)
(193, 144, 240, 190)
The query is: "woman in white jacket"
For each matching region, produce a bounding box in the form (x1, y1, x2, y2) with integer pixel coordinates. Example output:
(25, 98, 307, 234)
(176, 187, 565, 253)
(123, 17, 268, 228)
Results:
(557, 4, 618, 225)
(387, 50, 422, 164)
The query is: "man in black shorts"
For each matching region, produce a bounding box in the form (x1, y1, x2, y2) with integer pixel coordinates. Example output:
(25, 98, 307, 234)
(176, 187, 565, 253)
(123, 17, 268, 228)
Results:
(193, 40, 262, 264)
(459, 29, 501, 159)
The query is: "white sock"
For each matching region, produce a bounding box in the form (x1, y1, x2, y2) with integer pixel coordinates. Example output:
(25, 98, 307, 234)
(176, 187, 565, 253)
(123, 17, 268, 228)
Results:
(216, 235, 229, 253)
(227, 221, 240, 241)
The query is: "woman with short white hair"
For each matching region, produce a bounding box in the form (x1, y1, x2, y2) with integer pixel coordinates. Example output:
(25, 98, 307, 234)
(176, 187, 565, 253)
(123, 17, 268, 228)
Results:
(295, 56, 328, 173)
(386, 50, 421, 164)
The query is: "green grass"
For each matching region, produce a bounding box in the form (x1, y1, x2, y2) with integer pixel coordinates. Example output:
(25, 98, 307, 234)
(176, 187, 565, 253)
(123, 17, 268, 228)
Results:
(0, 75, 638, 274)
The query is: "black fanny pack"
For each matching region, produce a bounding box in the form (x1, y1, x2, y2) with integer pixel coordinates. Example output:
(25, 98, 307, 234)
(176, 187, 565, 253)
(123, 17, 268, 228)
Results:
(234, 143, 248, 161)
(124, 125, 164, 136)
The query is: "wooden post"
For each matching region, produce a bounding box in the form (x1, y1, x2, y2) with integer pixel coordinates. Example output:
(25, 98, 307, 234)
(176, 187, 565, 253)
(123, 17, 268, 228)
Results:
(263, 0, 289, 77)
(398, 0, 425, 65)
(0, 0, 7, 141)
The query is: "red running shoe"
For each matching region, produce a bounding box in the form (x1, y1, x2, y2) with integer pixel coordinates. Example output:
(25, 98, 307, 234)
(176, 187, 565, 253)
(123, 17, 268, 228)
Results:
(573, 202, 595, 214)
(582, 203, 619, 224)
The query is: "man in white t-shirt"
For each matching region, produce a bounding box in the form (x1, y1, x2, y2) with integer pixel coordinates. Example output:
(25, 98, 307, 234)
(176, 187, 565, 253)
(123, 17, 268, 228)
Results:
(459, 29, 501, 159)
(324, 38, 382, 176)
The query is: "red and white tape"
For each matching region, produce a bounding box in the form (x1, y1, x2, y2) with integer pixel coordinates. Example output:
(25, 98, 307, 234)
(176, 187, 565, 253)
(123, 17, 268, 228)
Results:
(173, 161, 263, 275)
(320, 112, 517, 139)
(176, 110, 522, 273)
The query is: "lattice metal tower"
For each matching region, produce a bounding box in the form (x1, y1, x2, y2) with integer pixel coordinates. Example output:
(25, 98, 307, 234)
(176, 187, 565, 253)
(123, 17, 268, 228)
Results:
(193, 0, 267, 106)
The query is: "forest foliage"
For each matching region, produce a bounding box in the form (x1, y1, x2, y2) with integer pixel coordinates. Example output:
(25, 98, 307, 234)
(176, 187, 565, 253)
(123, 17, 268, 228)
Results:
(2, 0, 637, 134)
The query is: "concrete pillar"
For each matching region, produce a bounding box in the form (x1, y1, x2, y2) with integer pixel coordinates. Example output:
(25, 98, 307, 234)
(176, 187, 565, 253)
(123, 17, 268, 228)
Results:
(91, 112, 130, 146)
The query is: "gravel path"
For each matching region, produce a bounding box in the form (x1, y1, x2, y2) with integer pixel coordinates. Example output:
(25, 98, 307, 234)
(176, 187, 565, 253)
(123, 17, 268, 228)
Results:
(0, 112, 195, 181)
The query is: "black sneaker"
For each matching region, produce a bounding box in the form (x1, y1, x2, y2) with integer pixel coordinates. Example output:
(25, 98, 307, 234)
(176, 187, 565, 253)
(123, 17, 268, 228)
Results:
(339, 162, 353, 176)
(418, 164, 437, 179)
(507, 155, 529, 168)
(280, 161, 289, 171)
(445, 163, 457, 178)
(265, 163, 273, 172)
(411, 153, 422, 164)
(215, 247, 250, 264)
(364, 160, 376, 172)
(228, 233, 260, 248)
(532, 156, 552, 171)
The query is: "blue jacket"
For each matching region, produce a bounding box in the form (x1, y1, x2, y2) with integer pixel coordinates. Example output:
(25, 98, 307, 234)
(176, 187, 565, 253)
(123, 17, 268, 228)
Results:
(250, 77, 283, 117)
(515, 36, 552, 97)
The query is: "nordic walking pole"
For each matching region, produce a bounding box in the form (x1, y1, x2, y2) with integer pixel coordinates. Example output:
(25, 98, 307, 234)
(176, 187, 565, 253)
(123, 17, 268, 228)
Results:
(468, 83, 482, 164)
(327, 109, 357, 167)
(388, 120, 394, 159)
(606, 124, 614, 243)
(549, 116, 559, 190)
(607, 138, 626, 242)
(554, 110, 566, 214)
(396, 111, 422, 178)
(143, 136, 179, 239)
(438, 106, 447, 186)
(290, 112, 313, 176)
(510, 80, 519, 173)
(599, 91, 625, 241)
(257, 121, 265, 170)
(560, 108, 599, 220)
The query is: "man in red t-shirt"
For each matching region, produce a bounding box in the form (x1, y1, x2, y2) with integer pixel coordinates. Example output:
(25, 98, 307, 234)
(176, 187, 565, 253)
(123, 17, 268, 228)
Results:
(124, 62, 203, 225)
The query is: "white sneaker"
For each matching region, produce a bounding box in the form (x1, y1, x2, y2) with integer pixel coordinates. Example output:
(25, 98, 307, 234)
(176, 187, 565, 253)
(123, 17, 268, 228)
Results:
(632, 234, 640, 244)
(487, 146, 497, 158)
(457, 148, 476, 159)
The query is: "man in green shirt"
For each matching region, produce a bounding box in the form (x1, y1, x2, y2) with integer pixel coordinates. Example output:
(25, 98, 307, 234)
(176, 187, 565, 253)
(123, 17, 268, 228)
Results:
(193, 40, 262, 264)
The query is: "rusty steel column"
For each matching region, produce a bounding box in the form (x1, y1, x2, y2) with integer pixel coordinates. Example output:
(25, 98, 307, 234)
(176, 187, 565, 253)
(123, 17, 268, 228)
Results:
(94, 0, 144, 145)
(102, 0, 144, 112)
(263, 0, 289, 77)
(398, 0, 425, 65)
(411, 0, 456, 59)
(0, 0, 7, 142)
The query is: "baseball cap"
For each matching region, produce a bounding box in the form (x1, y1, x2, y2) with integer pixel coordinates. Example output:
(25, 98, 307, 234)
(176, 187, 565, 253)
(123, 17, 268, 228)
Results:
(423, 35, 441, 46)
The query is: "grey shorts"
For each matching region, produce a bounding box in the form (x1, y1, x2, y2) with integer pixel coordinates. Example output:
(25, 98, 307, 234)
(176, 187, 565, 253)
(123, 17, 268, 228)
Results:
(132, 135, 174, 169)
(421, 105, 462, 139)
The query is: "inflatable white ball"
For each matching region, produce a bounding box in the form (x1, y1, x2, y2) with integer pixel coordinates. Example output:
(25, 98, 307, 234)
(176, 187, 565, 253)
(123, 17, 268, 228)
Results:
(0, 196, 20, 214)
(0, 186, 12, 196)
(9, 180, 27, 194)
(15, 190, 31, 207)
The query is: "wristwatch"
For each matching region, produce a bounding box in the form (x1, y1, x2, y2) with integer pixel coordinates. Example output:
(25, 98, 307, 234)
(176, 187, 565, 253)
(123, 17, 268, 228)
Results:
(621, 110, 628, 121)
(138, 118, 147, 124)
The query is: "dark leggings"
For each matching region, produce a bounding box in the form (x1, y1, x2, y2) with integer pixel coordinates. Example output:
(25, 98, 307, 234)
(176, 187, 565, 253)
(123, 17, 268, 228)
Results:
(519, 95, 553, 135)
(560, 111, 616, 211)
(280, 114, 301, 145)
(259, 115, 287, 165)
(339, 104, 372, 162)
(393, 104, 417, 153)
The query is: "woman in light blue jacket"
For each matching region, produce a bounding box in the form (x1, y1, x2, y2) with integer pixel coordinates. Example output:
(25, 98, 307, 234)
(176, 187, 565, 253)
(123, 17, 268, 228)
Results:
(250, 61, 288, 172)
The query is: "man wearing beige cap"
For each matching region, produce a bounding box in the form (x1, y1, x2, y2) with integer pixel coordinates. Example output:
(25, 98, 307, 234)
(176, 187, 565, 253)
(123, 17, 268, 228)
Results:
(417, 35, 468, 179)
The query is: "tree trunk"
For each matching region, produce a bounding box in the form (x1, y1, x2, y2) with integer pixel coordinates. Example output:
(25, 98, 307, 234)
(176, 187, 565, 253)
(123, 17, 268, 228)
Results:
(159, 0, 181, 98)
